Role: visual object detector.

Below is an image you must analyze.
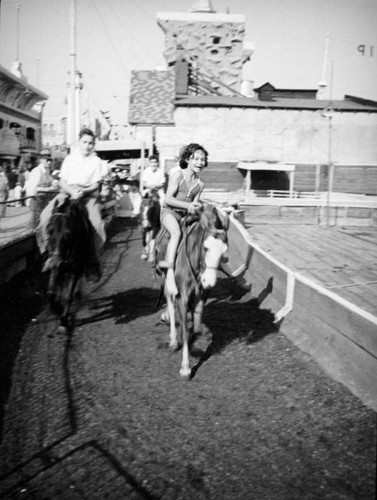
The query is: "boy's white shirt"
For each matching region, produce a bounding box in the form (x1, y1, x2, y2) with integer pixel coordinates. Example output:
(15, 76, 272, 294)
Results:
(59, 150, 103, 187)
(143, 167, 164, 188)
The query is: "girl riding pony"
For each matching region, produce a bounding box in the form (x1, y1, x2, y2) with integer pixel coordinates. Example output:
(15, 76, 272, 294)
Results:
(158, 143, 208, 295)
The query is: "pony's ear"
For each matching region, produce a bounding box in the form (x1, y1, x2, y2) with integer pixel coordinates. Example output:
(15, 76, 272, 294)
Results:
(214, 207, 229, 231)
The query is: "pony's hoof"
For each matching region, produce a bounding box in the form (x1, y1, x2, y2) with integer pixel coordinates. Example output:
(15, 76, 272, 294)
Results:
(169, 341, 179, 351)
(141, 253, 147, 260)
(58, 325, 67, 334)
(160, 311, 169, 323)
(179, 368, 191, 380)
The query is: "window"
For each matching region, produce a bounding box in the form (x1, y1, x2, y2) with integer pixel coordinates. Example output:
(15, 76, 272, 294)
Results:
(26, 127, 35, 140)
(10, 122, 21, 135)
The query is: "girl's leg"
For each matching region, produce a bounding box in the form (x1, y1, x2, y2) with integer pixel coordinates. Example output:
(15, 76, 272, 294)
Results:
(36, 194, 63, 254)
(159, 212, 180, 268)
(159, 212, 181, 295)
(86, 198, 106, 251)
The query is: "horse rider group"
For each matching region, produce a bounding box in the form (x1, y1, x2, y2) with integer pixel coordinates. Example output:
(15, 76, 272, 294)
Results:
(37, 128, 209, 294)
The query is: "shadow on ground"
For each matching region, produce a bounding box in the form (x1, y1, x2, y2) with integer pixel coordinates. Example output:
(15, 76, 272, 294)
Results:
(0, 268, 48, 440)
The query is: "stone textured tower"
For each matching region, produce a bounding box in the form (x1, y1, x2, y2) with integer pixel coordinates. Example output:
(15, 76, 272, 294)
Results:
(157, 1, 253, 95)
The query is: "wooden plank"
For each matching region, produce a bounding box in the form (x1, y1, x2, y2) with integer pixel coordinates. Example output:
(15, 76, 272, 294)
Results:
(294, 277, 377, 357)
(284, 307, 377, 411)
(226, 217, 377, 409)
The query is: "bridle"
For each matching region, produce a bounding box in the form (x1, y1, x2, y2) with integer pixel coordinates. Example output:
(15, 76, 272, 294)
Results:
(182, 210, 227, 280)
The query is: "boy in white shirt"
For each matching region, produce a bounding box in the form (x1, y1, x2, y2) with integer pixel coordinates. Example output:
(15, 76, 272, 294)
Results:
(141, 155, 165, 203)
(37, 129, 106, 269)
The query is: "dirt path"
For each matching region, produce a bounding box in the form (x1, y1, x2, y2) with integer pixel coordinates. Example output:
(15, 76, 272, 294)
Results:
(0, 218, 375, 499)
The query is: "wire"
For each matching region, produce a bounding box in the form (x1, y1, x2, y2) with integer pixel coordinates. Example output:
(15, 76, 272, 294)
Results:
(98, 0, 158, 60)
(89, 0, 129, 75)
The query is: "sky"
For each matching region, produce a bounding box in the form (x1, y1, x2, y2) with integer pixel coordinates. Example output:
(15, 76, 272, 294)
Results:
(0, 0, 376, 126)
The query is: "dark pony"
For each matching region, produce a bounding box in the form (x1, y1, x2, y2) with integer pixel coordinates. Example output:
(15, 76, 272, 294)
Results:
(140, 189, 161, 262)
(155, 203, 228, 378)
(46, 196, 99, 331)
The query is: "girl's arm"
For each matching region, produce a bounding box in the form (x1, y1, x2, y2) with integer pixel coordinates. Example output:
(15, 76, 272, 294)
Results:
(193, 180, 205, 202)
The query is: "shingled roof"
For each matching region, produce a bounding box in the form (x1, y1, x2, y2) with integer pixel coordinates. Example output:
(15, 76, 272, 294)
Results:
(128, 70, 175, 125)
(174, 94, 377, 112)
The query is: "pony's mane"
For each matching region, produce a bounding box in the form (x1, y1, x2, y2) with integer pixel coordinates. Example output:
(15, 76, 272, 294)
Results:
(47, 198, 93, 271)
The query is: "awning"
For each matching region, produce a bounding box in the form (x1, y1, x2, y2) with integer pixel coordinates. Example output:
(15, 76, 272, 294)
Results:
(95, 139, 147, 152)
(237, 161, 295, 172)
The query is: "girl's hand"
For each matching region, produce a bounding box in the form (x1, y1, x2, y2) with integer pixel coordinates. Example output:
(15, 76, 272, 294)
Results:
(188, 201, 202, 214)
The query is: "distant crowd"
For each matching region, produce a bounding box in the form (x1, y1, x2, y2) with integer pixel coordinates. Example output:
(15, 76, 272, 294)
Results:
(0, 148, 61, 216)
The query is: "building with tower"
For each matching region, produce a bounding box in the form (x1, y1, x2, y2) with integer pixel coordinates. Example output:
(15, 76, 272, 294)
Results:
(128, 0, 377, 196)
(0, 63, 47, 173)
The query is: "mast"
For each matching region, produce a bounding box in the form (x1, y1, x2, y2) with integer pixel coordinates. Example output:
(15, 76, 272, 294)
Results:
(16, 2, 20, 60)
(326, 60, 335, 226)
(317, 33, 329, 100)
(67, 0, 77, 148)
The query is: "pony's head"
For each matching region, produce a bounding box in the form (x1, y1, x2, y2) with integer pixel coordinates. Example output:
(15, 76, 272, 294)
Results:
(198, 204, 228, 289)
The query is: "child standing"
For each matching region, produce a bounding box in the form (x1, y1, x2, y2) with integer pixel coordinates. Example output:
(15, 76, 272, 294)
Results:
(0, 165, 9, 218)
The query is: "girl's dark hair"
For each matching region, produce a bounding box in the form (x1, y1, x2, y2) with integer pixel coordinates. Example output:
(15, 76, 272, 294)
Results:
(79, 128, 96, 140)
(179, 143, 208, 169)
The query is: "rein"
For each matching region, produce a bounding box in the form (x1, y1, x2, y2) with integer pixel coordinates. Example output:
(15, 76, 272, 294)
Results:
(182, 213, 225, 279)
(183, 220, 206, 281)
(51, 212, 70, 219)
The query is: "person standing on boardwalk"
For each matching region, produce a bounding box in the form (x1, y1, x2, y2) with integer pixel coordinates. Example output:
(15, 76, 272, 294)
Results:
(24, 149, 54, 205)
(0, 164, 9, 218)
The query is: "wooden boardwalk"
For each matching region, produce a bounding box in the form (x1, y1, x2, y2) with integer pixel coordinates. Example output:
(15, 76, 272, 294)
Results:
(245, 223, 377, 318)
(0, 207, 34, 249)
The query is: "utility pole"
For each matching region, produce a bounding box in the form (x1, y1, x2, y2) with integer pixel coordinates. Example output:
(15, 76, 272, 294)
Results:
(326, 60, 335, 226)
(75, 70, 83, 138)
(67, 0, 77, 149)
(16, 3, 20, 60)
(317, 33, 329, 100)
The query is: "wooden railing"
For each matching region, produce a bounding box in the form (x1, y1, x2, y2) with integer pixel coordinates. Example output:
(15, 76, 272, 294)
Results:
(204, 188, 377, 207)
(0, 188, 116, 249)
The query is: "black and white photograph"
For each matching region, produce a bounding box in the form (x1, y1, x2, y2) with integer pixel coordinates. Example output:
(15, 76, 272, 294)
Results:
(0, 1, 376, 498)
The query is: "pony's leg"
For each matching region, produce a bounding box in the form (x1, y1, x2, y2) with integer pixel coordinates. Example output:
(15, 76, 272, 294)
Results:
(60, 274, 79, 332)
(193, 290, 209, 334)
(165, 285, 179, 350)
(141, 229, 148, 260)
(145, 230, 152, 259)
(193, 299, 204, 335)
(148, 237, 155, 263)
(160, 306, 170, 323)
(178, 298, 191, 379)
(48, 268, 58, 308)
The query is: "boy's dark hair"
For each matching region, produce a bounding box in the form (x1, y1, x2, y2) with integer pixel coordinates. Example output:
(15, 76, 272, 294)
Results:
(179, 143, 208, 169)
(149, 155, 159, 162)
(79, 128, 96, 140)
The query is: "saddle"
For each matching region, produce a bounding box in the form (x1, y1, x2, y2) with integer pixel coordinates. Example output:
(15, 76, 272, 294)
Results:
(154, 214, 200, 272)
